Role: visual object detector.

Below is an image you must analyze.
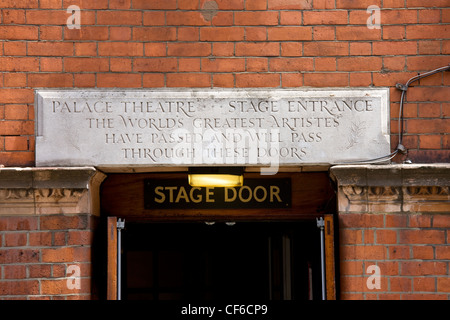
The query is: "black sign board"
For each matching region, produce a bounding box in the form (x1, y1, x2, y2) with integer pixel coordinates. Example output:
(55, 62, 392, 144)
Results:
(144, 178, 291, 210)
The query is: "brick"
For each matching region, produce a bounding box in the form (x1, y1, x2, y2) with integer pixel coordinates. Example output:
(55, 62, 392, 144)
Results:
(0, 57, 39, 72)
(406, 25, 450, 39)
(133, 27, 177, 41)
(178, 27, 199, 41)
(142, 73, 165, 87)
(236, 42, 279, 57)
(166, 73, 211, 87)
(268, 27, 313, 41)
(97, 73, 141, 88)
(4, 232, 27, 246)
(4, 105, 29, 120)
(134, 58, 177, 72)
(413, 277, 435, 292)
(97, 10, 142, 25)
(407, 0, 449, 8)
(412, 246, 434, 259)
(433, 215, 450, 228)
(143, 12, 165, 26)
(419, 135, 441, 149)
(4, 73, 27, 87)
(63, 0, 108, 9)
(26, 10, 67, 25)
(132, 0, 177, 9)
(144, 43, 166, 57)
(270, 58, 314, 72)
(406, 56, 450, 71)
(372, 41, 417, 55)
(280, 11, 302, 25)
(339, 214, 384, 228)
(376, 229, 397, 244)
(67, 231, 93, 245)
(28, 73, 73, 87)
(166, 11, 210, 26)
(2, 9, 26, 24)
(390, 277, 412, 292)
(268, 0, 312, 9)
(4, 136, 29, 151)
(0, 280, 39, 295)
(419, 9, 441, 23)
(245, 27, 267, 41)
(200, 27, 245, 41)
(384, 0, 405, 8)
(341, 245, 387, 260)
(98, 42, 143, 57)
(74, 74, 96, 87)
(0, 25, 38, 40)
(246, 0, 267, 10)
(0, 152, 35, 167)
(65, 27, 109, 41)
(281, 73, 303, 87)
(110, 58, 133, 72)
(236, 73, 280, 87)
(108, 0, 132, 9)
(64, 57, 109, 72)
(437, 277, 450, 293)
(303, 11, 348, 25)
(339, 229, 362, 244)
(110, 27, 132, 41)
(0, 249, 39, 264)
(167, 43, 211, 57)
(337, 0, 381, 9)
(29, 232, 52, 246)
(409, 214, 433, 227)
(281, 42, 302, 57)
(350, 42, 372, 56)
(418, 41, 442, 55)
(235, 12, 279, 26)
(382, 9, 418, 24)
(304, 72, 349, 87)
(313, 26, 335, 40)
(74, 43, 97, 57)
(384, 56, 406, 71)
(304, 42, 348, 56)
(383, 25, 406, 40)
(41, 278, 91, 295)
(399, 230, 445, 244)
(29, 264, 52, 278)
(388, 245, 410, 259)
(215, 0, 245, 10)
(0, 89, 34, 104)
(339, 261, 364, 275)
(400, 261, 447, 276)
(4, 265, 27, 279)
(201, 58, 245, 72)
(41, 246, 91, 263)
(178, 58, 200, 72)
(436, 246, 450, 259)
(338, 57, 382, 71)
(402, 293, 447, 300)
(336, 26, 381, 40)
(40, 215, 88, 230)
(1, 0, 39, 8)
(407, 87, 450, 102)
(315, 57, 337, 71)
(40, 57, 63, 72)
(246, 58, 269, 72)
(212, 74, 235, 87)
(3, 42, 27, 56)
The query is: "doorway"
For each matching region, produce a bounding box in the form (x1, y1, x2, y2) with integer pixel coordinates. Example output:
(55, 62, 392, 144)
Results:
(120, 221, 322, 300)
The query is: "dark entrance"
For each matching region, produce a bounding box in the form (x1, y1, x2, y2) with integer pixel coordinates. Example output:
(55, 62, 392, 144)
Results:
(121, 221, 322, 300)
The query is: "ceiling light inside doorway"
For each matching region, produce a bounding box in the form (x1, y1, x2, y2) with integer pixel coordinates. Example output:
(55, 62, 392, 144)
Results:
(188, 167, 244, 187)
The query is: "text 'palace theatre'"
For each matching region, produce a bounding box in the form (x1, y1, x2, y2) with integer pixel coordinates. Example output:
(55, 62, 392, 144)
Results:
(0, 1, 449, 302)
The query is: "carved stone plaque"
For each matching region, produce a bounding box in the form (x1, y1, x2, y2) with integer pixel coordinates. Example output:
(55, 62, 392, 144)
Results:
(35, 88, 390, 169)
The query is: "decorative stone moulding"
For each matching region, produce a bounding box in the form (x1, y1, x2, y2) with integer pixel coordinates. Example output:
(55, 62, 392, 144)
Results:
(0, 167, 105, 215)
(330, 164, 450, 214)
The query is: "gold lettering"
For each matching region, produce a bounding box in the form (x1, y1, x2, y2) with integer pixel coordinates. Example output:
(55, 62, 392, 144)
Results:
(238, 186, 252, 203)
(165, 186, 177, 202)
(190, 187, 202, 203)
(253, 186, 268, 202)
(270, 186, 282, 202)
(205, 187, 214, 202)
(224, 187, 237, 202)
(154, 186, 165, 204)
(175, 186, 189, 203)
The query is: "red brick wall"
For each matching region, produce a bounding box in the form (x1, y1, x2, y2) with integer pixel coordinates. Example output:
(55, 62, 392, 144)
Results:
(0, 0, 449, 166)
(339, 212, 450, 299)
(0, 215, 96, 299)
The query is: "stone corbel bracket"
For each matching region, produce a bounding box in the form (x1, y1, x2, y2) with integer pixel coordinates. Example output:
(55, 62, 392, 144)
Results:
(330, 164, 450, 214)
(0, 167, 106, 215)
